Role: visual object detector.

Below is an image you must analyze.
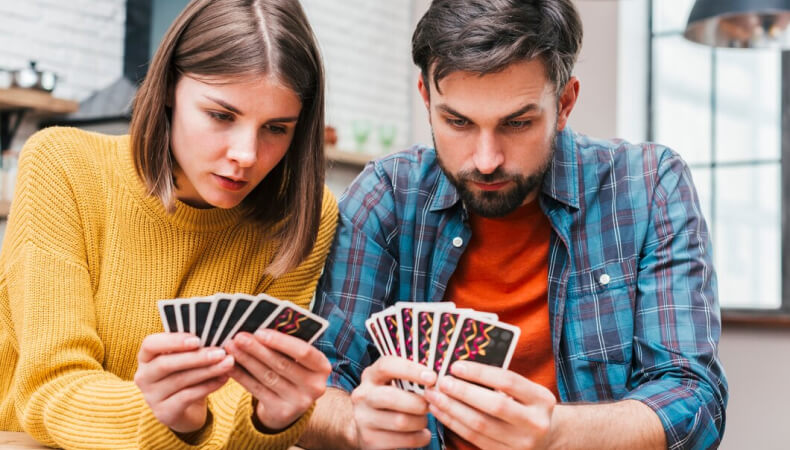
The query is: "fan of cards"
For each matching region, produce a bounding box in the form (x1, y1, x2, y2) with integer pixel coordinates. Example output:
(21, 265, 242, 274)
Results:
(365, 302, 520, 394)
(158, 293, 329, 348)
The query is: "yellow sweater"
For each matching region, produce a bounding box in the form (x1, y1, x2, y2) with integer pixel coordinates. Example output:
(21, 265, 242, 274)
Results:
(0, 127, 338, 449)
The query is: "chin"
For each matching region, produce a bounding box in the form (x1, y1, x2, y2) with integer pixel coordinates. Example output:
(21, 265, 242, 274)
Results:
(204, 194, 244, 209)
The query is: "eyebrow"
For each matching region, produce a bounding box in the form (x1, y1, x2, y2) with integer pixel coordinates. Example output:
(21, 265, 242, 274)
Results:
(436, 103, 541, 122)
(205, 96, 242, 115)
(203, 95, 299, 123)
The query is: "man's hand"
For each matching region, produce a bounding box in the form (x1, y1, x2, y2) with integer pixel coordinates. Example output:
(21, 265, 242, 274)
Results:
(225, 329, 331, 432)
(134, 333, 234, 434)
(351, 356, 438, 449)
(424, 361, 556, 450)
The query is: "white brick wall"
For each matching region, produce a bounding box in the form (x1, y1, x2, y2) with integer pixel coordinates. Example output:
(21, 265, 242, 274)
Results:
(302, 0, 414, 155)
(0, 0, 414, 156)
(0, 0, 126, 149)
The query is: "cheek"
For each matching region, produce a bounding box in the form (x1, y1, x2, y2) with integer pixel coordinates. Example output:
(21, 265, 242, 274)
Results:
(256, 138, 292, 174)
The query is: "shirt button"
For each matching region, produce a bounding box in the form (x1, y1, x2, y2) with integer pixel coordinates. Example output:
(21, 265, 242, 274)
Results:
(452, 236, 464, 248)
(599, 274, 611, 286)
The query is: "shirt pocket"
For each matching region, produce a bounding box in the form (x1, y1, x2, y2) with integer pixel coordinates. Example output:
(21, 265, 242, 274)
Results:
(564, 260, 636, 365)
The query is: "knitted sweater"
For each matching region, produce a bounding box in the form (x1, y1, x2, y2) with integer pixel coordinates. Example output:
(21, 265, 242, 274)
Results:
(0, 127, 338, 449)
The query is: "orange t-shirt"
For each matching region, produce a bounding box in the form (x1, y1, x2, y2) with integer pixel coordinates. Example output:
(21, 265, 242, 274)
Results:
(443, 199, 557, 450)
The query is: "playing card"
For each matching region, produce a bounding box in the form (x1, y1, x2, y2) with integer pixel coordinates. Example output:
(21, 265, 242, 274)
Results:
(411, 302, 455, 368)
(438, 316, 520, 379)
(265, 301, 328, 345)
(232, 293, 283, 336)
(178, 299, 193, 334)
(193, 297, 214, 345)
(203, 294, 233, 347)
(396, 303, 415, 361)
(430, 309, 497, 374)
(379, 306, 402, 357)
(365, 315, 390, 357)
(366, 312, 406, 390)
(157, 299, 179, 333)
(430, 310, 462, 374)
(408, 302, 455, 393)
(214, 294, 256, 347)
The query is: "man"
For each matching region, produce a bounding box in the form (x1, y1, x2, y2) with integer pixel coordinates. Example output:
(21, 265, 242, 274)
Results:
(302, 0, 727, 448)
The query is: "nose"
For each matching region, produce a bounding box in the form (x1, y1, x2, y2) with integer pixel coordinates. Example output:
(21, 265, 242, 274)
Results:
(226, 130, 258, 168)
(472, 130, 504, 175)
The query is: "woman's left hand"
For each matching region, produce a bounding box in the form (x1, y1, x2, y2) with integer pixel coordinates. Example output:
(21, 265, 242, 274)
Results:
(225, 329, 331, 432)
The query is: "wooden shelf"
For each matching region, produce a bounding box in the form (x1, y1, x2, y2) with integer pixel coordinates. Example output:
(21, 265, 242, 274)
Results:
(325, 146, 375, 167)
(0, 88, 79, 114)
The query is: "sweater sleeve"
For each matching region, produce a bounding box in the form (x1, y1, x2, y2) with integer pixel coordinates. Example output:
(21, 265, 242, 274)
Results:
(265, 186, 339, 307)
(3, 129, 212, 449)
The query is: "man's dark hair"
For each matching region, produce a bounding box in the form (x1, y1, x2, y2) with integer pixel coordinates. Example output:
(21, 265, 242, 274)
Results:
(412, 0, 583, 94)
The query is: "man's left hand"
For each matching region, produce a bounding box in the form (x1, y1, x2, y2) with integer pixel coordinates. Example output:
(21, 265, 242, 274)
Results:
(424, 361, 556, 450)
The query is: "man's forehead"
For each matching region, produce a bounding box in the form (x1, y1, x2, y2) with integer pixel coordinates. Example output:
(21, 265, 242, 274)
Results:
(428, 62, 554, 118)
(428, 58, 552, 92)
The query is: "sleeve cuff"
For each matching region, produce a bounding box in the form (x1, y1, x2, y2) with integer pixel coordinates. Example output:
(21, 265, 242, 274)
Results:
(230, 390, 316, 450)
(136, 402, 214, 450)
(624, 380, 724, 449)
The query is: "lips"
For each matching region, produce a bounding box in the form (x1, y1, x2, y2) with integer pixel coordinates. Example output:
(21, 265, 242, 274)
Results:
(472, 180, 509, 191)
(213, 174, 248, 191)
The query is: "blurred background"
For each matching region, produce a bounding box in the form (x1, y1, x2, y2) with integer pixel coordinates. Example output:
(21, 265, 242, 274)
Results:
(0, 1, 787, 447)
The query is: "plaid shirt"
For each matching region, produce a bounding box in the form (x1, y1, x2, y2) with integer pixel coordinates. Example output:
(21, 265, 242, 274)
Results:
(314, 128, 728, 449)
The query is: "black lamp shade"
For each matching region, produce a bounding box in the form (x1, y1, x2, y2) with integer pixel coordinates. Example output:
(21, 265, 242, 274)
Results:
(684, 0, 790, 48)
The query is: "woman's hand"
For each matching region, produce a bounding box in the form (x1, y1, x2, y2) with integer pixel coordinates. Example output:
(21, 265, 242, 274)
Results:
(225, 329, 332, 432)
(135, 333, 234, 433)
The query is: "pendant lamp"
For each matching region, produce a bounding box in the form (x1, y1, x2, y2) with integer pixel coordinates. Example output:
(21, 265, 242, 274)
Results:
(684, 0, 790, 48)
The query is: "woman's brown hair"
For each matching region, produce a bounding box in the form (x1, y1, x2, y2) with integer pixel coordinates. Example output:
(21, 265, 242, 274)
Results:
(130, 0, 325, 277)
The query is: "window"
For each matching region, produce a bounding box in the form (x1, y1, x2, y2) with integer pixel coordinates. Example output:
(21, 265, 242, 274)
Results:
(649, 0, 788, 316)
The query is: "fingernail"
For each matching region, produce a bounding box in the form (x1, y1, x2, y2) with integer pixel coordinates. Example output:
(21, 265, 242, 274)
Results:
(208, 349, 226, 360)
(254, 329, 271, 342)
(185, 337, 201, 347)
(237, 334, 251, 346)
(218, 355, 235, 369)
(421, 370, 437, 383)
(440, 377, 454, 391)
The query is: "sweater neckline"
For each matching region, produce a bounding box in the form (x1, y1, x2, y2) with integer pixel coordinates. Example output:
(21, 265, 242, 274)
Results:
(116, 135, 244, 232)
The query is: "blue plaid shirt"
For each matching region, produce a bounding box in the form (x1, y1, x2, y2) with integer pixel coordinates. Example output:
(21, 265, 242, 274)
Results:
(314, 128, 728, 449)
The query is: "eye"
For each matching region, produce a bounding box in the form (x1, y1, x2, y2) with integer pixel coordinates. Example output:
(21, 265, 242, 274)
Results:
(267, 124, 288, 135)
(446, 117, 469, 128)
(507, 120, 531, 129)
(208, 111, 234, 122)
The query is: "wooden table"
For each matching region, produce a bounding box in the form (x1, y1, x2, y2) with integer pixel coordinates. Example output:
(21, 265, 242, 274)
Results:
(0, 431, 306, 449)
(0, 432, 49, 449)
(0, 87, 79, 151)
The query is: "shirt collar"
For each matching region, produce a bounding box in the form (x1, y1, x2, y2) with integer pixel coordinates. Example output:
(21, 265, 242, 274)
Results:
(428, 126, 580, 212)
(542, 127, 580, 209)
(429, 168, 462, 212)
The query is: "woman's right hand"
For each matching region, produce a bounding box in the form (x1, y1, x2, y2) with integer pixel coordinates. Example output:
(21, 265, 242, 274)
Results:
(134, 333, 234, 433)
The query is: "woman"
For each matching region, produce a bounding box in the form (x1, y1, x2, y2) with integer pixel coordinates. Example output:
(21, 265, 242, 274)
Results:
(0, 0, 337, 448)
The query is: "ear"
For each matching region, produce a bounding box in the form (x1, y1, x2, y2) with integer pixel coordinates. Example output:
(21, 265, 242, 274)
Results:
(417, 73, 431, 112)
(556, 76, 579, 132)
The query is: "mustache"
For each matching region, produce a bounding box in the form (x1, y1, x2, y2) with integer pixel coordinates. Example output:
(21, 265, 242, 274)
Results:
(457, 168, 518, 184)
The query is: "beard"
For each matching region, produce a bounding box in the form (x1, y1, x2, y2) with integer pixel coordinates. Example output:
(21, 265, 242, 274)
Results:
(434, 131, 556, 218)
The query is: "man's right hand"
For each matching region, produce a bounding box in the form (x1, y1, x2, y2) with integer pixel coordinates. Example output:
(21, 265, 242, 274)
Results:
(350, 356, 438, 449)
